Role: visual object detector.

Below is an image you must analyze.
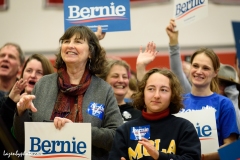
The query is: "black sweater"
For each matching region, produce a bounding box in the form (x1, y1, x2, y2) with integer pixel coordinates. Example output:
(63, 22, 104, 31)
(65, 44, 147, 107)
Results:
(119, 103, 141, 122)
(109, 115, 201, 160)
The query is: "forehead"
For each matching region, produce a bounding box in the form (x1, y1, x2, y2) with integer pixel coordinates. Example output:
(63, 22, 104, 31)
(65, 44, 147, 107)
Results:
(146, 73, 170, 86)
(63, 32, 88, 40)
(25, 59, 43, 69)
(109, 64, 128, 73)
(192, 53, 213, 67)
(0, 45, 19, 56)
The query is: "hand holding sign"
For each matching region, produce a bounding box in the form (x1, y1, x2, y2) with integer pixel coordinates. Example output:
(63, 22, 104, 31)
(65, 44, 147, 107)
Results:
(173, 0, 208, 30)
(94, 26, 106, 40)
(54, 117, 73, 130)
(166, 19, 179, 46)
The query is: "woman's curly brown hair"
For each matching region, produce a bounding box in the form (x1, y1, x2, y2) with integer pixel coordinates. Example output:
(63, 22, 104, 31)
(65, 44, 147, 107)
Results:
(55, 26, 107, 74)
(132, 68, 184, 114)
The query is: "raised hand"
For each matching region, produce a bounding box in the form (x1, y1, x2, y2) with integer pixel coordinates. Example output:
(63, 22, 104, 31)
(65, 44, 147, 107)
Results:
(94, 26, 106, 40)
(16, 94, 37, 116)
(166, 19, 179, 46)
(137, 42, 158, 66)
(136, 42, 158, 81)
(9, 78, 27, 103)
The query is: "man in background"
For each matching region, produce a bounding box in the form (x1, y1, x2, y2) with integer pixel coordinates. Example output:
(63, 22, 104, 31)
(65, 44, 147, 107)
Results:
(0, 42, 25, 160)
(0, 43, 25, 97)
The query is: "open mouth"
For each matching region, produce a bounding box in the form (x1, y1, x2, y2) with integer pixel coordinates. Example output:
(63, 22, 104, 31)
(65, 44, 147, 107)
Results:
(0, 64, 9, 69)
(28, 80, 36, 86)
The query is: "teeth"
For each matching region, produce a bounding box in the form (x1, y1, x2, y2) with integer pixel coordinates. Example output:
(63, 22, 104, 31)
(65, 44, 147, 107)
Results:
(68, 52, 75, 55)
(115, 86, 124, 89)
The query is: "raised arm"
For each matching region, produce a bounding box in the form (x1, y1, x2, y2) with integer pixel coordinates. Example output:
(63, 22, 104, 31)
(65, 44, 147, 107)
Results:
(166, 19, 191, 93)
(136, 42, 158, 81)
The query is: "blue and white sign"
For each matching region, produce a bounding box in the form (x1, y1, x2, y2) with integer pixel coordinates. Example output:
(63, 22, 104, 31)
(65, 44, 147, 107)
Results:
(174, 109, 219, 154)
(24, 122, 91, 160)
(64, 0, 131, 32)
(173, 0, 208, 31)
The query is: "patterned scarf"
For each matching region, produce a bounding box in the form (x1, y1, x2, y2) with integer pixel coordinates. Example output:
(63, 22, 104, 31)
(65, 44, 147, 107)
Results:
(50, 66, 91, 122)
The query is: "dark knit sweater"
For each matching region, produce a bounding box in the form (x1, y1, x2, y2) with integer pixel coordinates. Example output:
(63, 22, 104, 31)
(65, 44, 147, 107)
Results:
(109, 114, 201, 160)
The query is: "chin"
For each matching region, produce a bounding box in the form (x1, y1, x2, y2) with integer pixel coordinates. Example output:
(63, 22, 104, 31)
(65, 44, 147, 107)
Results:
(25, 88, 33, 94)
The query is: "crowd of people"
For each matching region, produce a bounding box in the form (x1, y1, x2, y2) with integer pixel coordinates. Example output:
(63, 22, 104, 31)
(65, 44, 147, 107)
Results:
(0, 20, 239, 160)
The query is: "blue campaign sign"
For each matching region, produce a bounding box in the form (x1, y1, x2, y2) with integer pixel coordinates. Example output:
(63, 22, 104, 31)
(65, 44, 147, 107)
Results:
(232, 21, 240, 68)
(218, 139, 240, 160)
(63, 0, 131, 32)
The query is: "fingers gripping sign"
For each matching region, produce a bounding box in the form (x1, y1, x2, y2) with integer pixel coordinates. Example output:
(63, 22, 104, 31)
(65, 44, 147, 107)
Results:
(53, 117, 73, 130)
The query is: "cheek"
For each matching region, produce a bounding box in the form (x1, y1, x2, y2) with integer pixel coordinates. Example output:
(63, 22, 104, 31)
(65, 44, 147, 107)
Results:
(106, 79, 116, 87)
(124, 79, 130, 86)
(22, 72, 29, 80)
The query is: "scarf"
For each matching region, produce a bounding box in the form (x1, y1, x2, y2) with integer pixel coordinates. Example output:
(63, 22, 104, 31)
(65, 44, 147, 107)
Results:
(142, 108, 170, 121)
(50, 67, 91, 122)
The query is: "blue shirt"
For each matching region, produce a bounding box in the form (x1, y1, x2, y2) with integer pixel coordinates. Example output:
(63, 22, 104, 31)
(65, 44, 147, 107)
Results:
(180, 92, 239, 146)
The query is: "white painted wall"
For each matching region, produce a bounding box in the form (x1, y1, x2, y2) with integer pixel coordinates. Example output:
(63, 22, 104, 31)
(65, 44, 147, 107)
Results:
(0, 0, 240, 56)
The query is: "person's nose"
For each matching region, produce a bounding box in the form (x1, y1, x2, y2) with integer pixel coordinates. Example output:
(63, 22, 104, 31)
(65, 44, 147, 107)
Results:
(117, 77, 124, 82)
(154, 90, 160, 98)
(67, 41, 75, 48)
(196, 67, 202, 73)
(30, 71, 37, 78)
(2, 55, 9, 61)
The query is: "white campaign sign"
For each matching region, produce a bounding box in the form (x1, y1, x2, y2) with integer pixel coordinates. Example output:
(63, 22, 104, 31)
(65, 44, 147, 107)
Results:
(24, 122, 91, 160)
(174, 109, 219, 154)
(173, 0, 208, 30)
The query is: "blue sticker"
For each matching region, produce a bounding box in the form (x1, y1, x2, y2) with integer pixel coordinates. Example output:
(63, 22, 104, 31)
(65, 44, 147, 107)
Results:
(130, 125, 150, 140)
(87, 102, 105, 120)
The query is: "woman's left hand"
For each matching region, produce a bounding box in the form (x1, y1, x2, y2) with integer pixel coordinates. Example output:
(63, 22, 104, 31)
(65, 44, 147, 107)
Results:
(138, 138, 159, 160)
(53, 117, 73, 130)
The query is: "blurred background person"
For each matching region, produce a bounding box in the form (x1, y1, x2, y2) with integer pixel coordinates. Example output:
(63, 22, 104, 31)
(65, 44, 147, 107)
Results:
(98, 59, 141, 123)
(0, 43, 25, 97)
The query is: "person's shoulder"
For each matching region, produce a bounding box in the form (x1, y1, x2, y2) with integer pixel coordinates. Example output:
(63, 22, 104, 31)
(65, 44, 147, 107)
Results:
(91, 75, 111, 88)
(170, 115, 193, 125)
(39, 72, 57, 79)
(118, 117, 141, 129)
(212, 92, 232, 103)
(36, 73, 57, 85)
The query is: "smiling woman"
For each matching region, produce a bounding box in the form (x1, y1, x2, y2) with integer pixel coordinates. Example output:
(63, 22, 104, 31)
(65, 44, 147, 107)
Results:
(97, 59, 141, 123)
(13, 25, 123, 160)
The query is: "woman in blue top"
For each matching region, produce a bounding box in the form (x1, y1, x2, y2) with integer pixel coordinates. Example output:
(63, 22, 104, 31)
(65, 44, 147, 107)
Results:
(136, 19, 239, 160)
(165, 19, 239, 160)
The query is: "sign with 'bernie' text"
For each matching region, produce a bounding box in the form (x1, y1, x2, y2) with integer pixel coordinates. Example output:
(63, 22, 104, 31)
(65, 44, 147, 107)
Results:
(174, 109, 219, 154)
(24, 122, 91, 160)
(173, 0, 208, 31)
(63, 0, 131, 32)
